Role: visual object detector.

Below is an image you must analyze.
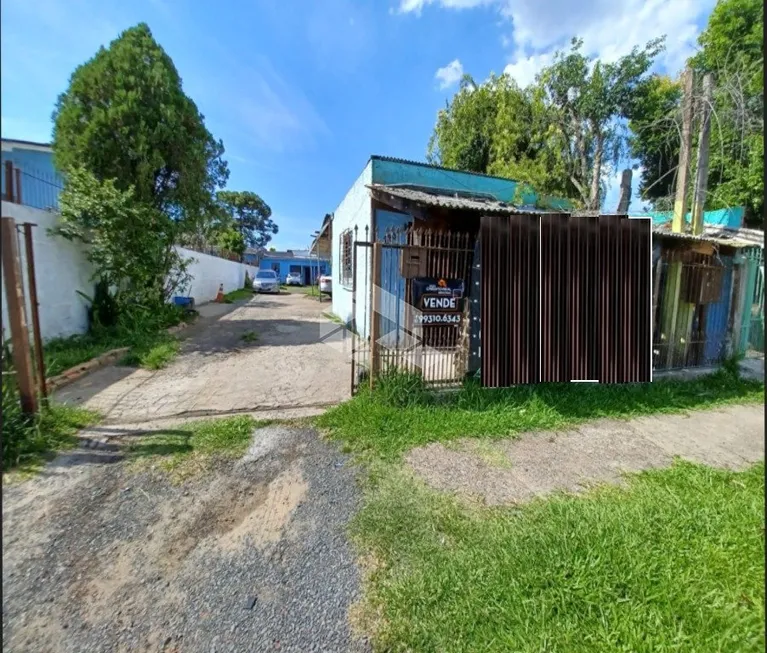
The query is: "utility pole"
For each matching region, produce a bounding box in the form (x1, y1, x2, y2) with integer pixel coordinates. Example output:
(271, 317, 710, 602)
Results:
(672, 67, 695, 233)
(616, 168, 633, 213)
(691, 73, 714, 236)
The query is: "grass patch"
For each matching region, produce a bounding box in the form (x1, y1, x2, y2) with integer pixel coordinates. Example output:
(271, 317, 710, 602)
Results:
(322, 311, 344, 325)
(317, 369, 764, 460)
(118, 333, 179, 370)
(223, 288, 253, 303)
(241, 330, 259, 343)
(353, 460, 765, 652)
(280, 284, 318, 295)
(127, 415, 260, 481)
(2, 401, 101, 476)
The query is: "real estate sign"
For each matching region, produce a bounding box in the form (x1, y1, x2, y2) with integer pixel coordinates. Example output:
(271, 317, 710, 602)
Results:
(412, 277, 464, 326)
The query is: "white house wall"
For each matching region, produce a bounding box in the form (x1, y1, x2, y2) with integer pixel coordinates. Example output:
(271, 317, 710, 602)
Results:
(331, 160, 373, 335)
(0, 201, 259, 344)
(1, 201, 93, 342)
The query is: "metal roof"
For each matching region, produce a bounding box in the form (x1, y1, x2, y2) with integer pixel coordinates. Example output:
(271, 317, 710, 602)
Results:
(367, 183, 562, 216)
(369, 155, 521, 184)
(652, 222, 763, 249)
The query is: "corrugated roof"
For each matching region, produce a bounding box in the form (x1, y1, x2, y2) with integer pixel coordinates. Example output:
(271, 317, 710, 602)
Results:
(367, 183, 562, 216)
(370, 155, 519, 184)
(652, 222, 763, 249)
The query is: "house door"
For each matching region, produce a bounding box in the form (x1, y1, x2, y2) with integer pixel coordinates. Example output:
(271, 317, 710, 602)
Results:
(479, 214, 651, 385)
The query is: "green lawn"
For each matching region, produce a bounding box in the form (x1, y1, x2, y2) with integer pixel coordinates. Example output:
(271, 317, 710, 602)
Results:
(317, 369, 765, 459)
(223, 288, 254, 302)
(127, 415, 263, 481)
(353, 460, 765, 652)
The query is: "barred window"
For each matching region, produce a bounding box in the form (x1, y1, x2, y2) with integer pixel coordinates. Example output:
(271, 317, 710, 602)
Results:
(340, 229, 354, 287)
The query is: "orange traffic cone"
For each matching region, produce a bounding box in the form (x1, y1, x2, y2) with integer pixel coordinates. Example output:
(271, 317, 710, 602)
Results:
(215, 283, 225, 303)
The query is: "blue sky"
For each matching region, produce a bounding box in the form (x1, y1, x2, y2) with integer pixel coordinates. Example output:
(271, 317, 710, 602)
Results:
(1, 0, 715, 249)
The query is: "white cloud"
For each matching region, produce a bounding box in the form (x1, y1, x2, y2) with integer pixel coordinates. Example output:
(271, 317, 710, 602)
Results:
(398, 0, 492, 15)
(398, 0, 715, 80)
(435, 59, 465, 89)
(503, 51, 553, 87)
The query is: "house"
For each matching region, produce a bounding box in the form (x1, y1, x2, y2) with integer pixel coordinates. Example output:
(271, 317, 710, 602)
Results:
(328, 155, 763, 389)
(1, 139, 64, 210)
(259, 249, 330, 285)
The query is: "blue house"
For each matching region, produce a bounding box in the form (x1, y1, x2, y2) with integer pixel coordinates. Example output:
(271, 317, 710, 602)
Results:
(1, 139, 64, 210)
(259, 250, 330, 285)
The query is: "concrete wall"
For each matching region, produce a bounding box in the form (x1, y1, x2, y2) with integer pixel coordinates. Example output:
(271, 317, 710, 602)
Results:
(0, 201, 259, 343)
(1, 201, 93, 342)
(175, 246, 259, 307)
(259, 256, 330, 284)
(331, 160, 373, 331)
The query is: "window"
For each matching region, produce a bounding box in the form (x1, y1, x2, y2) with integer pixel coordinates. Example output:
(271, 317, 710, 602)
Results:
(339, 229, 353, 287)
(256, 270, 277, 279)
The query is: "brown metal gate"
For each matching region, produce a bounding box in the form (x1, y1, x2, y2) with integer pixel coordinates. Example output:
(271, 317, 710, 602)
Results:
(481, 214, 651, 386)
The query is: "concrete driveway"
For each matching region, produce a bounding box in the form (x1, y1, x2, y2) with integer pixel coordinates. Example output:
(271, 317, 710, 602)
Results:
(56, 292, 351, 428)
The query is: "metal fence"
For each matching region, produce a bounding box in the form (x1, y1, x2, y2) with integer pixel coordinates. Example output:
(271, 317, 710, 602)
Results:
(652, 248, 735, 371)
(744, 247, 764, 357)
(2, 162, 64, 211)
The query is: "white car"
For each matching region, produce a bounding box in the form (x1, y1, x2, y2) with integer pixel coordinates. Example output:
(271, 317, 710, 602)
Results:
(285, 271, 303, 286)
(319, 274, 332, 295)
(253, 269, 280, 293)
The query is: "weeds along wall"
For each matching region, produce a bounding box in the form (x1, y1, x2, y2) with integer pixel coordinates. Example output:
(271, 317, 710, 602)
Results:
(0, 201, 258, 342)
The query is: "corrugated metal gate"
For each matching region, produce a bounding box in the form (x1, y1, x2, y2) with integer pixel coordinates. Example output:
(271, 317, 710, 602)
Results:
(480, 214, 652, 385)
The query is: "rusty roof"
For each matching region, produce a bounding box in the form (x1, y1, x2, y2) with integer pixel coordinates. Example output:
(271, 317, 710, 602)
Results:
(652, 222, 763, 249)
(367, 183, 564, 216)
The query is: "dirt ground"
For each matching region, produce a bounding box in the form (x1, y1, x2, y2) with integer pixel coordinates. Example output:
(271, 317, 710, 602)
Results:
(2, 425, 369, 653)
(407, 404, 765, 505)
(55, 293, 352, 428)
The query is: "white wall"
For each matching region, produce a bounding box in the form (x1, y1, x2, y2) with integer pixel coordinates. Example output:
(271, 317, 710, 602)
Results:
(1, 201, 93, 342)
(0, 201, 259, 343)
(331, 160, 373, 335)
(175, 246, 259, 307)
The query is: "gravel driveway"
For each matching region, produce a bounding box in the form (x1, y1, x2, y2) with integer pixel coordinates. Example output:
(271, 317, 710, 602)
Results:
(2, 425, 369, 653)
(55, 293, 352, 425)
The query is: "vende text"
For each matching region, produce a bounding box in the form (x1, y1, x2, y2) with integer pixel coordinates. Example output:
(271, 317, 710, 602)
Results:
(422, 296, 458, 310)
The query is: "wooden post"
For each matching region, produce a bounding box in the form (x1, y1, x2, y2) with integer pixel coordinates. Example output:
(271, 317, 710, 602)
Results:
(1, 217, 37, 414)
(691, 73, 713, 236)
(672, 68, 695, 233)
(14, 168, 22, 205)
(22, 223, 47, 399)
(369, 242, 382, 388)
(4, 161, 14, 203)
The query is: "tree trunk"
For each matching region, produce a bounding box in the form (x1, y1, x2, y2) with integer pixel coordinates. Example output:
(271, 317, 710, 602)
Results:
(588, 134, 604, 211)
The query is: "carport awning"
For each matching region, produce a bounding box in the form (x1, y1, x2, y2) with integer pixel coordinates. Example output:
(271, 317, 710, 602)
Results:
(367, 183, 563, 219)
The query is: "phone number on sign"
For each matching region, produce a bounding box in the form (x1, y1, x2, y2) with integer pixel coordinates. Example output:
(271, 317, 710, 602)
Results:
(414, 313, 461, 325)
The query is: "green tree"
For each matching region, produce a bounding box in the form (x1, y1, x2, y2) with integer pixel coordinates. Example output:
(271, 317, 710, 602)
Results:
(216, 190, 277, 248)
(52, 23, 229, 225)
(216, 228, 247, 258)
(628, 74, 682, 208)
(539, 37, 665, 210)
(53, 167, 189, 306)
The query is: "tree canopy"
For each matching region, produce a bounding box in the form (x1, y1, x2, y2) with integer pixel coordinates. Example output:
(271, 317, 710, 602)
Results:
(216, 190, 277, 249)
(52, 23, 229, 225)
(428, 38, 664, 210)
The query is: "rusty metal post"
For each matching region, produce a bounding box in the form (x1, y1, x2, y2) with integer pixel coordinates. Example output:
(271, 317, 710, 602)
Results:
(14, 168, 22, 206)
(22, 222, 47, 399)
(4, 161, 14, 203)
(369, 242, 382, 388)
(1, 217, 37, 414)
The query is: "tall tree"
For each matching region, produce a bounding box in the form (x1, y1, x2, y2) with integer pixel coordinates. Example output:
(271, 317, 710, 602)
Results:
(52, 23, 229, 226)
(628, 74, 682, 209)
(216, 190, 277, 248)
(538, 37, 665, 210)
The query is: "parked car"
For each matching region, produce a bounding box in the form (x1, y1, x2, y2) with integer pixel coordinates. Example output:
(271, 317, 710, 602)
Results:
(285, 271, 303, 286)
(319, 274, 332, 295)
(253, 269, 280, 293)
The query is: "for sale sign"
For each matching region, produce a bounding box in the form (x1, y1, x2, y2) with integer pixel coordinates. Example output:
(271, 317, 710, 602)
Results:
(412, 278, 464, 326)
